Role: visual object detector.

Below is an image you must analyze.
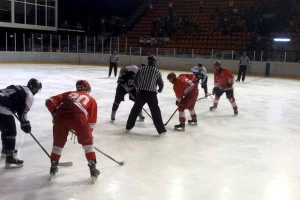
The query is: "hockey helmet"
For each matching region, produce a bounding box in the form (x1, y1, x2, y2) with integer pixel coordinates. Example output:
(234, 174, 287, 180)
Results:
(167, 72, 177, 84)
(27, 78, 42, 95)
(76, 80, 91, 93)
(147, 55, 158, 66)
(198, 62, 203, 67)
(214, 60, 221, 67)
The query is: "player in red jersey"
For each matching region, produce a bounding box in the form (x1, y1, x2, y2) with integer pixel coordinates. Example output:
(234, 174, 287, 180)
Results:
(167, 72, 199, 131)
(210, 60, 238, 115)
(45, 80, 99, 181)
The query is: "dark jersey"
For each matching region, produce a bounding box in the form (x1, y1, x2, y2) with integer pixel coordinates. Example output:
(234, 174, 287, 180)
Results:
(118, 65, 139, 91)
(0, 85, 34, 122)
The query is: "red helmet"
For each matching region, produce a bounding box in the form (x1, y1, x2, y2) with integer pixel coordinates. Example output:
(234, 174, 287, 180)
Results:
(214, 60, 221, 67)
(76, 80, 91, 93)
(167, 72, 177, 83)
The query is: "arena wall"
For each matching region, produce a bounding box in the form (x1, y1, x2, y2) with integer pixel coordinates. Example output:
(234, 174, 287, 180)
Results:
(0, 52, 299, 77)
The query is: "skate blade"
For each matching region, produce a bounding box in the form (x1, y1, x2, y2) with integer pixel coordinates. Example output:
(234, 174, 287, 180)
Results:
(1, 154, 6, 158)
(188, 122, 198, 125)
(92, 176, 98, 183)
(49, 173, 55, 180)
(5, 163, 23, 169)
(174, 128, 185, 131)
(158, 132, 166, 137)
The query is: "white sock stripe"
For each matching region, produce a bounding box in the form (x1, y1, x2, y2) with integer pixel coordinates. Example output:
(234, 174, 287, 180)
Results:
(189, 109, 196, 115)
(231, 102, 237, 107)
(179, 111, 185, 117)
(52, 146, 63, 155)
(89, 123, 95, 128)
(83, 145, 95, 154)
(214, 100, 219, 104)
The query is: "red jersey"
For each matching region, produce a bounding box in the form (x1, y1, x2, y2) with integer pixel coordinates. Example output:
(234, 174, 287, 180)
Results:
(173, 74, 198, 102)
(46, 91, 97, 129)
(214, 67, 234, 89)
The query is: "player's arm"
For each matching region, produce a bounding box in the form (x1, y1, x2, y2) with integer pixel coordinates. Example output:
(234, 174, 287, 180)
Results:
(157, 72, 164, 93)
(87, 98, 97, 132)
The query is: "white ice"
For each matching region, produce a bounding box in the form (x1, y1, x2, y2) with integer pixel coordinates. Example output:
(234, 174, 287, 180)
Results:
(0, 64, 300, 200)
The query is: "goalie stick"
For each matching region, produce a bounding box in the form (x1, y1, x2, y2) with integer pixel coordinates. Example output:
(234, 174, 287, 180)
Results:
(13, 113, 73, 167)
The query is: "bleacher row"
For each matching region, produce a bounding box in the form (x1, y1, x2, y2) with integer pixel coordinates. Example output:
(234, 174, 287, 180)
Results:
(117, 0, 300, 53)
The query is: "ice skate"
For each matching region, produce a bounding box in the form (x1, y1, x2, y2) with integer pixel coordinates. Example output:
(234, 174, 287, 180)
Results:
(49, 161, 58, 180)
(174, 122, 185, 131)
(234, 110, 238, 115)
(2, 149, 18, 159)
(111, 111, 116, 122)
(5, 150, 23, 169)
(210, 106, 217, 111)
(158, 130, 167, 136)
(138, 111, 145, 121)
(1, 148, 7, 158)
(205, 93, 208, 98)
(188, 118, 198, 125)
(88, 160, 100, 183)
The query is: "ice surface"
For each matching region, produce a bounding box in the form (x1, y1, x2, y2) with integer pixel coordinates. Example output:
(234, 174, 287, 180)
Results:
(0, 64, 300, 200)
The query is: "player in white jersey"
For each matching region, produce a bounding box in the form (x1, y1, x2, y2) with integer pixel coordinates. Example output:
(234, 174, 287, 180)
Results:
(191, 62, 208, 97)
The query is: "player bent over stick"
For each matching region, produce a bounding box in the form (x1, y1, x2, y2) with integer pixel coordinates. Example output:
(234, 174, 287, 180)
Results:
(0, 78, 42, 168)
(45, 80, 100, 183)
(111, 64, 145, 122)
(210, 60, 238, 115)
(167, 72, 199, 131)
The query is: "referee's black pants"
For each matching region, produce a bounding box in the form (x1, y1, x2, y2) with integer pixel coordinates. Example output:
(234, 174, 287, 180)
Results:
(237, 65, 247, 81)
(126, 91, 166, 134)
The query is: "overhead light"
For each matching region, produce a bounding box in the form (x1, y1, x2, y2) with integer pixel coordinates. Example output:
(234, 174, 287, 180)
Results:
(274, 38, 290, 42)
(9, 35, 13, 38)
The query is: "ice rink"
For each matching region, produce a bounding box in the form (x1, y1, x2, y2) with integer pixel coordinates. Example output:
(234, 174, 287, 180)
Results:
(0, 64, 300, 200)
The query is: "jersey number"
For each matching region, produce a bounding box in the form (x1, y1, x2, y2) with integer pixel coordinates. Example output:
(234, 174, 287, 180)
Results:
(69, 93, 89, 105)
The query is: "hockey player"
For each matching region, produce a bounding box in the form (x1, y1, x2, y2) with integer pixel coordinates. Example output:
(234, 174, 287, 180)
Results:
(45, 80, 99, 182)
(111, 64, 145, 121)
(210, 61, 238, 115)
(191, 62, 208, 97)
(0, 78, 42, 168)
(167, 72, 199, 131)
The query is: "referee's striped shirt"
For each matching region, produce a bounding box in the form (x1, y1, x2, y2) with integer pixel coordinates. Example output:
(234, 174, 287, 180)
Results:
(134, 65, 164, 92)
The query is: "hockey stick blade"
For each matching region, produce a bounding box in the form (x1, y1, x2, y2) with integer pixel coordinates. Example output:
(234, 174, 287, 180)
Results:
(58, 161, 73, 167)
(94, 146, 125, 166)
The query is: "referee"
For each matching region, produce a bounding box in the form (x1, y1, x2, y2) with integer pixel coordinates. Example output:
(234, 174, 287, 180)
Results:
(126, 55, 167, 135)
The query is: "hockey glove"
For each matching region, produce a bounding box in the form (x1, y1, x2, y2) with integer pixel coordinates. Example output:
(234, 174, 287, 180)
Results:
(175, 100, 180, 106)
(21, 121, 31, 133)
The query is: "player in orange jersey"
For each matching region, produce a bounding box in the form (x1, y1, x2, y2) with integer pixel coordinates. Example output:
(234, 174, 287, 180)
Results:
(210, 60, 238, 115)
(167, 72, 199, 131)
(45, 80, 99, 181)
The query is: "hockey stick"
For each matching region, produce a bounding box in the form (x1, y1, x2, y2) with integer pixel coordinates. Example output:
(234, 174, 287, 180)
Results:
(12, 113, 73, 167)
(165, 93, 209, 126)
(94, 146, 125, 166)
(164, 108, 178, 126)
(120, 84, 152, 119)
(197, 94, 213, 101)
